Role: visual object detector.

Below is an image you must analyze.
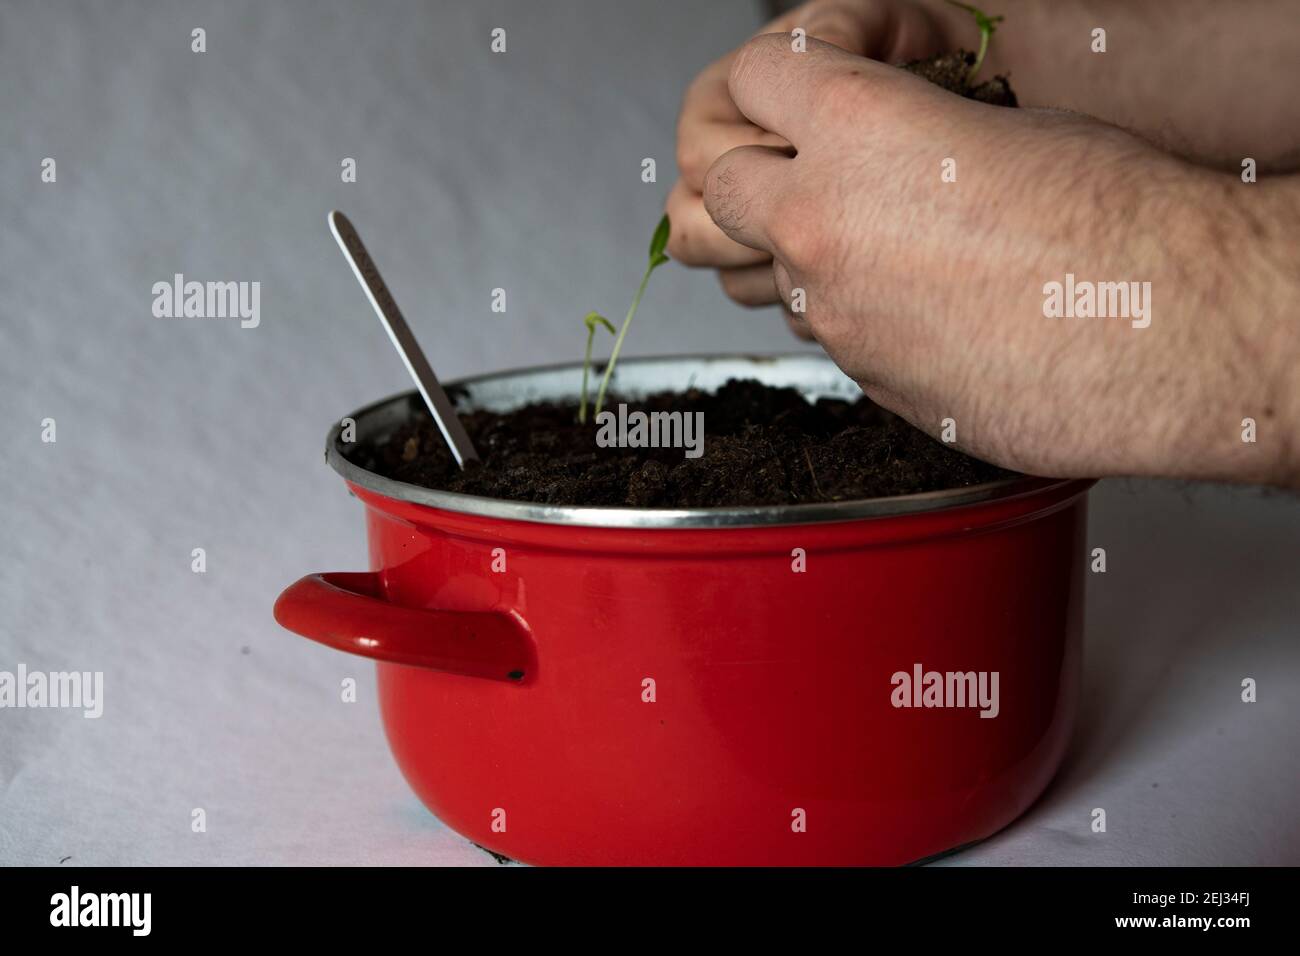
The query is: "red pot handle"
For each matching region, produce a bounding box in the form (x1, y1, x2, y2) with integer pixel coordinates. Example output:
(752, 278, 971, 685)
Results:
(273, 572, 533, 683)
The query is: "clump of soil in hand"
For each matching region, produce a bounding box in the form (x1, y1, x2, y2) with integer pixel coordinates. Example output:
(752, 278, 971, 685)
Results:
(901, 50, 1018, 106)
(351, 380, 1012, 509)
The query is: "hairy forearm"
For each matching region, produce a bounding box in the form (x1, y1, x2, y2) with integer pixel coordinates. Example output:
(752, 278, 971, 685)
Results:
(1159, 169, 1300, 487)
(925, 0, 1300, 171)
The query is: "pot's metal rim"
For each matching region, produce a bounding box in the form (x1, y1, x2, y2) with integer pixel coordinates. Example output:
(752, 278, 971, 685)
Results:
(326, 353, 1064, 529)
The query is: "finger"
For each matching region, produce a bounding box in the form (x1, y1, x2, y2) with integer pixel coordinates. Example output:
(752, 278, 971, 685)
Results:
(789, 0, 883, 56)
(665, 177, 772, 268)
(729, 34, 882, 146)
(676, 1, 868, 125)
(680, 54, 744, 128)
(702, 144, 791, 255)
(675, 2, 876, 189)
(677, 118, 790, 193)
(718, 263, 781, 308)
(684, 2, 875, 126)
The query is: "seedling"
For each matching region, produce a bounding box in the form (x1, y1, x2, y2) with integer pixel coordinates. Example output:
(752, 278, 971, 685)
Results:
(578, 311, 615, 424)
(945, 0, 1003, 83)
(589, 214, 671, 419)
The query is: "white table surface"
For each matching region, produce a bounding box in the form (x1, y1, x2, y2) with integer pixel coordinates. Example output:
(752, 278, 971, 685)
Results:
(1, 0, 1296, 867)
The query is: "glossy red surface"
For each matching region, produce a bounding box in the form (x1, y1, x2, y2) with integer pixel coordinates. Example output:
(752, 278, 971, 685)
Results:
(275, 478, 1093, 865)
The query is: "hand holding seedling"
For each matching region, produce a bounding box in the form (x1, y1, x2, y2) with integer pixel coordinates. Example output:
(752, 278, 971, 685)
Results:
(669, 0, 1300, 305)
(944, 0, 1000, 82)
(670, 0, 1300, 489)
(670, 0, 1300, 488)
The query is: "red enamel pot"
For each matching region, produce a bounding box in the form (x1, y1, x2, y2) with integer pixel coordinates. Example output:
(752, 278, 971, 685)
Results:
(275, 355, 1093, 865)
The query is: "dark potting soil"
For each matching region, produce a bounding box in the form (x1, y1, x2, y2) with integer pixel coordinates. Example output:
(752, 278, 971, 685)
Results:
(352, 380, 1013, 509)
(900, 50, 1018, 107)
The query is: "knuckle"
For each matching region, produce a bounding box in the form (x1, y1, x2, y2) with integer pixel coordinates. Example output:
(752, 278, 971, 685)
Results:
(728, 34, 782, 100)
(701, 157, 741, 229)
(700, 156, 724, 203)
(727, 39, 759, 94)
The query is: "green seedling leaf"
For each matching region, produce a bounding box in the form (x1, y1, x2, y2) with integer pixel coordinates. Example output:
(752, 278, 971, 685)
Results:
(585, 311, 616, 335)
(592, 215, 672, 419)
(648, 213, 671, 265)
(578, 311, 615, 424)
(945, 0, 1003, 83)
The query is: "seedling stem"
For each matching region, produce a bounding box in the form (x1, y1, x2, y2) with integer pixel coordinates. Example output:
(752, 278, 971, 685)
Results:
(592, 214, 671, 418)
(945, 0, 1003, 83)
(578, 311, 615, 424)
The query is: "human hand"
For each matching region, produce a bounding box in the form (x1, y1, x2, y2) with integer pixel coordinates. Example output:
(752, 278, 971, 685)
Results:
(665, 0, 955, 337)
(700, 35, 1299, 484)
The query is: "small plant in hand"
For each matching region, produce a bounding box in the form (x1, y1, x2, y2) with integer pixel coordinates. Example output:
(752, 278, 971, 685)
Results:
(901, 2, 1017, 106)
(946, 0, 1003, 83)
